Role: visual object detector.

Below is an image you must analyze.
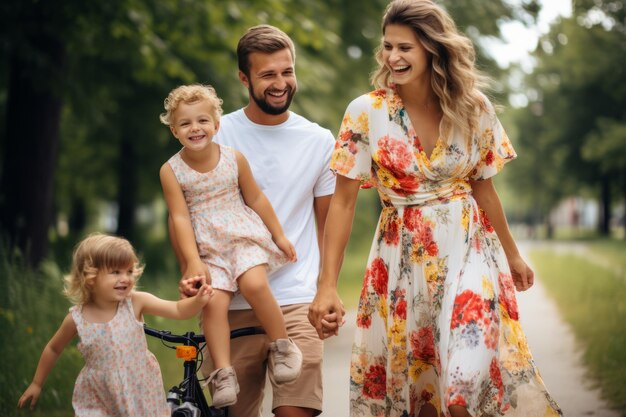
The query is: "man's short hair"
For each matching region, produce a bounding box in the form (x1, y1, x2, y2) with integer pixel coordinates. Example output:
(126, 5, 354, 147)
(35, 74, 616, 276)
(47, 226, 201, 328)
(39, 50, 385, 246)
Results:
(237, 25, 296, 76)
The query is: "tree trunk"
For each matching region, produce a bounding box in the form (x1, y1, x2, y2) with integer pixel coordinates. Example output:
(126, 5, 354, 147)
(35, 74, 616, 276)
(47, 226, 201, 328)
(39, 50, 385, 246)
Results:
(0, 24, 66, 266)
(598, 176, 611, 236)
(116, 133, 137, 241)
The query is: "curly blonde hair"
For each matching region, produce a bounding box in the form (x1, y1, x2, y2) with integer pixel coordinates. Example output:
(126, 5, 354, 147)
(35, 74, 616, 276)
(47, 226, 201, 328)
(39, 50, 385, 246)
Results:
(371, 0, 491, 142)
(64, 233, 144, 305)
(159, 84, 223, 126)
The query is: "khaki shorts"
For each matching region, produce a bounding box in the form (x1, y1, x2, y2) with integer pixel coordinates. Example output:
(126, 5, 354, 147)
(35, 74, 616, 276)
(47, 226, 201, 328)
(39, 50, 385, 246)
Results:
(200, 303, 323, 416)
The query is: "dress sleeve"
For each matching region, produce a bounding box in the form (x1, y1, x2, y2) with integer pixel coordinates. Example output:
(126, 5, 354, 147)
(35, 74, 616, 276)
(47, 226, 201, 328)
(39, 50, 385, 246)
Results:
(330, 95, 373, 185)
(470, 97, 517, 181)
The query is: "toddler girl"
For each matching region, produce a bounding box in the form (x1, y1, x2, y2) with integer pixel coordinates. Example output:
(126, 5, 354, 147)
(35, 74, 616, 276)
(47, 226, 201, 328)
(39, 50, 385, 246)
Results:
(159, 84, 302, 408)
(17, 233, 212, 415)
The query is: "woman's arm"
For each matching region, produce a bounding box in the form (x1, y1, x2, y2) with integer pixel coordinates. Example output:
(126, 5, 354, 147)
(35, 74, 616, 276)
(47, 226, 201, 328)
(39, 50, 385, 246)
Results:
(18, 313, 77, 409)
(160, 163, 210, 294)
(470, 178, 533, 291)
(132, 284, 212, 321)
(308, 175, 361, 339)
(236, 151, 296, 261)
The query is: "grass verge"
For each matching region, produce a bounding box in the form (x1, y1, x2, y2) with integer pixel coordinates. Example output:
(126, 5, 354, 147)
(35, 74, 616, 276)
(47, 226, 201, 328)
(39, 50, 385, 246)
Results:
(529, 247, 626, 414)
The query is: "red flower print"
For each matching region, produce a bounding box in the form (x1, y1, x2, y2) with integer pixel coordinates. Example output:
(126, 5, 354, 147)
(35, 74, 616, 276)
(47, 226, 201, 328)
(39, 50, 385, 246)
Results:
(396, 173, 420, 192)
(479, 208, 494, 233)
(377, 135, 413, 172)
(395, 299, 407, 320)
(363, 364, 386, 399)
(489, 357, 504, 398)
(403, 207, 423, 231)
(367, 258, 388, 296)
(451, 290, 486, 328)
(485, 150, 495, 165)
(340, 129, 353, 143)
(381, 211, 400, 245)
(498, 272, 519, 320)
(425, 241, 439, 257)
(421, 389, 433, 401)
(357, 312, 372, 328)
(410, 327, 436, 363)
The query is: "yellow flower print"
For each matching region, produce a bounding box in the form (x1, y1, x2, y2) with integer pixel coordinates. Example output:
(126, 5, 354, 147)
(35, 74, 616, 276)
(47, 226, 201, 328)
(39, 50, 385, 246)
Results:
(390, 348, 408, 374)
(376, 165, 400, 189)
(424, 260, 438, 284)
(370, 90, 384, 109)
(482, 275, 494, 300)
(461, 203, 470, 233)
(378, 296, 388, 323)
(389, 320, 406, 345)
(408, 360, 429, 382)
(356, 112, 369, 135)
(350, 351, 368, 385)
(429, 139, 444, 161)
(331, 147, 356, 174)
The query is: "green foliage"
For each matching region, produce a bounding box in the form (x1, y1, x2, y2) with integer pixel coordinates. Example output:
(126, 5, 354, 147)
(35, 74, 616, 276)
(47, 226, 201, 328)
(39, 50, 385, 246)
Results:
(507, 3, 626, 230)
(0, 251, 79, 415)
(530, 245, 626, 413)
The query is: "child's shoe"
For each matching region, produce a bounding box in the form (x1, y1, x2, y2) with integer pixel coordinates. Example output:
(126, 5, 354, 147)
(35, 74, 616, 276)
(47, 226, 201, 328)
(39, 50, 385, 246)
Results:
(269, 338, 303, 383)
(208, 366, 239, 408)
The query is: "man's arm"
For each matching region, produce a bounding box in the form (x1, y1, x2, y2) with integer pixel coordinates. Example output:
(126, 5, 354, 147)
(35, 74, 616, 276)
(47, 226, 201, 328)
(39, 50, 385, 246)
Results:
(313, 194, 332, 255)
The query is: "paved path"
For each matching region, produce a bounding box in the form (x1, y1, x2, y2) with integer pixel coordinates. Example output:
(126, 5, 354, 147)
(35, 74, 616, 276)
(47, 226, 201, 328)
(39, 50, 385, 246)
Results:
(261, 244, 619, 416)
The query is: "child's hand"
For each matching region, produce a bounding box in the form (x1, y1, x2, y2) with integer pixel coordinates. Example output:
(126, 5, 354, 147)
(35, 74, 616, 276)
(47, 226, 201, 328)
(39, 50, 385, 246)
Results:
(274, 235, 297, 262)
(193, 283, 213, 306)
(180, 259, 211, 298)
(18, 383, 41, 410)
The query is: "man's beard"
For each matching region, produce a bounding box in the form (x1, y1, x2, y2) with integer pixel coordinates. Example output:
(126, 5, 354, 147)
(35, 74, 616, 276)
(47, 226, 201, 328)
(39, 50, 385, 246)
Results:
(249, 83, 295, 115)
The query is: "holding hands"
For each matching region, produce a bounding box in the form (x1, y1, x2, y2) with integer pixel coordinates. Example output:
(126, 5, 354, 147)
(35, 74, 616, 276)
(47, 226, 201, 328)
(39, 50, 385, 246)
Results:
(179, 258, 212, 298)
(308, 285, 346, 340)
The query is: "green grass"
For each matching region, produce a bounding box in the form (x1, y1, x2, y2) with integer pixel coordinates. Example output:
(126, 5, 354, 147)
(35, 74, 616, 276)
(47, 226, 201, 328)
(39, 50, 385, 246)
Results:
(529, 246, 626, 414)
(1, 255, 81, 416)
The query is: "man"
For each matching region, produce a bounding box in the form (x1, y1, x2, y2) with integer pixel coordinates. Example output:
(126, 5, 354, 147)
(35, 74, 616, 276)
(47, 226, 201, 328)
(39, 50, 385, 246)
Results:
(178, 25, 335, 417)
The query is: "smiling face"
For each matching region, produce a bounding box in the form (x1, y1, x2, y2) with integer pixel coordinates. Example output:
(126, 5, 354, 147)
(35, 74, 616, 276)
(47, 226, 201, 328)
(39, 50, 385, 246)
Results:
(169, 100, 220, 153)
(91, 267, 135, 303)
(239, 48, 297, 120)
(382, 24, 431, 87)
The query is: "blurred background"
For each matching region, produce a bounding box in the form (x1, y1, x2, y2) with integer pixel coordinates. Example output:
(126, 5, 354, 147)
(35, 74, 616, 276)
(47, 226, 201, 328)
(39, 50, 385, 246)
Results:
(0, 0, 624, 415)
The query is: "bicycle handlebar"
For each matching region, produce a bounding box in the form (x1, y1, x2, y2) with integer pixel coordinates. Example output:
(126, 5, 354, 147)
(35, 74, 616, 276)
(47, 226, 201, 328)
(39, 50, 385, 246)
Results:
(144, 324, 265, 344)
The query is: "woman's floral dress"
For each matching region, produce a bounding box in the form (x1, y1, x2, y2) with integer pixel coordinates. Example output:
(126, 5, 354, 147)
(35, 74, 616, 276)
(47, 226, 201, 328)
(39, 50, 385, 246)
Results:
(332, 88, 562, 417)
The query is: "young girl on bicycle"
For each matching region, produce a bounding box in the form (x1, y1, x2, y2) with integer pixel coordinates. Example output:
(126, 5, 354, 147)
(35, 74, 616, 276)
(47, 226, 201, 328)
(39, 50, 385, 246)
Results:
(159, 84, 303, 408)
(17, 233, 212, 415)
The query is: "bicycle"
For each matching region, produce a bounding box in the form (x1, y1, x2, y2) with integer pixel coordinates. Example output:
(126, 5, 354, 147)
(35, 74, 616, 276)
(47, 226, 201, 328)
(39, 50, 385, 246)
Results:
(145, 324, 265, 417)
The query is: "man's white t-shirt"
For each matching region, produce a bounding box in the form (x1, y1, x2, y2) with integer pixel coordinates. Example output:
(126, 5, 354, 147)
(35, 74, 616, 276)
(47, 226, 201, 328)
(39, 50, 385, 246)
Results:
(214, 109, 336, 309)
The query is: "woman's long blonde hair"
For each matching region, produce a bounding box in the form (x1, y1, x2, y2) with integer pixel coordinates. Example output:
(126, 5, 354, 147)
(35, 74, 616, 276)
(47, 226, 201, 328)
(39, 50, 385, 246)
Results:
(64, 233, 144, 305)
(371, 0, 490, 142)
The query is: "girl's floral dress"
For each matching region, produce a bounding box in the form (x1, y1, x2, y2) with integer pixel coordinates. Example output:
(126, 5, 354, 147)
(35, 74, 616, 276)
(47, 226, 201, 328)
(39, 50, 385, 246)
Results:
(332, 88, 562, 417)
(71, 297, 170, 416)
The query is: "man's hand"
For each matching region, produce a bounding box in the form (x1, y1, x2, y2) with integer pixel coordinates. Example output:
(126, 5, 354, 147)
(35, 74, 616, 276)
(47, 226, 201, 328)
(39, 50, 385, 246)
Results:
(308, 285, 345, 339)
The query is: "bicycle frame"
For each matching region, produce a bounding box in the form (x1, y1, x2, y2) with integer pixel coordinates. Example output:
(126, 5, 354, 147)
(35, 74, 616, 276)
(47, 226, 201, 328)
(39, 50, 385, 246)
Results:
(144, 325, 266, 417)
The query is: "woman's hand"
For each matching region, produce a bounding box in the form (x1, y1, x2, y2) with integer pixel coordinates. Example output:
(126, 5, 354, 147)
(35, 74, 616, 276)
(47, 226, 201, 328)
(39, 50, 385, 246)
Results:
(507, 255, 534, 291)
(308, 285, 346, 339)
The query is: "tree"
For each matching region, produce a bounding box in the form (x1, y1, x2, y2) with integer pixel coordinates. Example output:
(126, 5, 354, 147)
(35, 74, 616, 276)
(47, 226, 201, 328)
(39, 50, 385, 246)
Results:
(509, 1, 626, 236)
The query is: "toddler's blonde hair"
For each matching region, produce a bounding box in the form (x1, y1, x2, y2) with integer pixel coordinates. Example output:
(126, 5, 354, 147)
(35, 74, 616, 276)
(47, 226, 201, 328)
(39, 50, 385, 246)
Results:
(64, 233, 144, 305)
(159, 84, 223, 126)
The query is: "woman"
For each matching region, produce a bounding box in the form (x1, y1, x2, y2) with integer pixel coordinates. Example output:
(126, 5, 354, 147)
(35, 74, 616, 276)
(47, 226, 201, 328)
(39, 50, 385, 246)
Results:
(308, 0, 562, 416)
